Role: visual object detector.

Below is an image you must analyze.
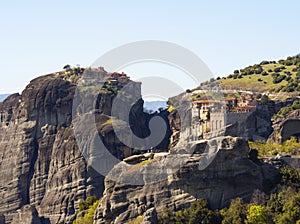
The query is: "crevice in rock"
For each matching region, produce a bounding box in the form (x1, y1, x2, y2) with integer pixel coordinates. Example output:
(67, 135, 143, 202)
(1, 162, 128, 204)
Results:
(26, 138, 39, 205)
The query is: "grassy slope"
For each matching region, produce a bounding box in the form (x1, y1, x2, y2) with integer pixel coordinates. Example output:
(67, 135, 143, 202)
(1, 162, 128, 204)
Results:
(219, 64, 294, 91)
(216, 55, 300, 98)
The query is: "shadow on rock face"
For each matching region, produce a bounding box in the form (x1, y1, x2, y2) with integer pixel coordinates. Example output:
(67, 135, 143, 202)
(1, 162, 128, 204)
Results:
(93, 136, 280, 224)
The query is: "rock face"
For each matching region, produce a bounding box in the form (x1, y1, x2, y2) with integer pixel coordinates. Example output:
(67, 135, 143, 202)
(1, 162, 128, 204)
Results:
(141, 208, 158, 224)
(11, 205, 43, 224)
(94, 137, 279, 224)
(0, 70, 288, 224)
(0, 74, 102, 223)
(0, 72, 149, 223)
(268, 109, 300, 143)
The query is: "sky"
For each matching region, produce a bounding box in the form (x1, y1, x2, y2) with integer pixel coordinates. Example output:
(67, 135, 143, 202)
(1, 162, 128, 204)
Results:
(1, 1, 300, 94)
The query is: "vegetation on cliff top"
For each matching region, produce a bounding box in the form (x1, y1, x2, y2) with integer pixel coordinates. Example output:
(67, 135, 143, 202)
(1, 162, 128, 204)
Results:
(220, 54, 300, 93)
(249, 136, 300, 156)
(200, 54, 300, 98)
(274, 99, 300, 117)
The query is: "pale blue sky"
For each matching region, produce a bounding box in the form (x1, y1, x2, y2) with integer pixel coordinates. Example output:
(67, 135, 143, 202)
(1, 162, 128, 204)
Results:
(1, 1, 300, 94)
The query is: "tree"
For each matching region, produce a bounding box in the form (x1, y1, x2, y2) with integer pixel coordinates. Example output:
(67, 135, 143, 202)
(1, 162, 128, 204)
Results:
(158, 210, 175, 223)
(280, 166, 300, 189)
(78, 196, 97, 212)
(159, 199, 221, 224)
(221, 198, 247, 224)
(283, 192, 300, 221)
(246, 205, 270, 224)
(277, 191, 300, 224)
(73, 199, 100, 224)
(174, 209, 188, 224)
(63, 64, 71, 70)
(251, 189, 267, 206)
(256, 94, 262, 99)
(188, 199, 220, 224)
(261, 95, 269, 105)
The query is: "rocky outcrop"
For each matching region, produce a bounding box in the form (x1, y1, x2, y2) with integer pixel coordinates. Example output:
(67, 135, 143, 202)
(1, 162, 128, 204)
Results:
(0, 74, 100, 223)
(0, 71, 149, 223)
(141, 208, 158, 224)
(94, 136, 279, 223)
(11, 205, 44, 224)
(268, 109, 300, 143)
(0, 69, 290, 224)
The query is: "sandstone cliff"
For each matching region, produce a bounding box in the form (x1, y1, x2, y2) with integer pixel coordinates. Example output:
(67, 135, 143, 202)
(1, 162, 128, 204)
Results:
(268, 109, 300, 143)
(0, 70, 287, 224)
(94, 137, 279, 224)
(0, 73, 102, 223)
(0, 71, 150, 223)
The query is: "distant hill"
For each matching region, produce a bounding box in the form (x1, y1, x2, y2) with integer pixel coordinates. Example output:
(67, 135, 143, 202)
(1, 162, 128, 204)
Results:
(0, 94, 10, 102)
(143, 101, 167, 113)
(201, 54, 300, 97)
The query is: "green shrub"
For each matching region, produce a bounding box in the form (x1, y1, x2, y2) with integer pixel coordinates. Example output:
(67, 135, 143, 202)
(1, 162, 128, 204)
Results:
(274, 68, 281, 73)
(272, 74, 286, 84)
(221, 198, 247, 224)
(277, 100, 300, 116)
(255, 67, 263, 74)
(136, 159, 151, 167)
(260, 61, 270, 65)
(280, 166, 300, 189)
(268, 189, 300, 224)
(158, 199, 221, 224)
(246, 205, 270, 224)
(78, 196, 97, 212)
(284, 76, 292, 82)
(73, 198, 100, 224)
(249, 136, 300, 157)
(260, 95, 269, 104)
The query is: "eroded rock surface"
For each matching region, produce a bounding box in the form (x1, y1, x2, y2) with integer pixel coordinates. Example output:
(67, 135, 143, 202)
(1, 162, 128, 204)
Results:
(94, 137, 279, 224)
(268, 109, 300, 143)
(0, 72, 147, 223)
(0, 70, 288, 224)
